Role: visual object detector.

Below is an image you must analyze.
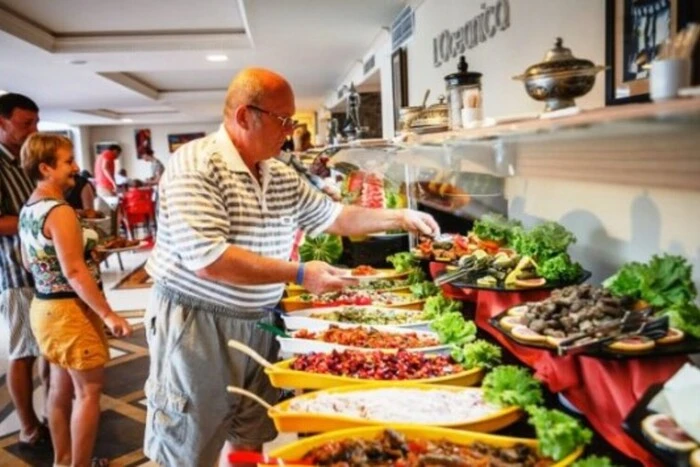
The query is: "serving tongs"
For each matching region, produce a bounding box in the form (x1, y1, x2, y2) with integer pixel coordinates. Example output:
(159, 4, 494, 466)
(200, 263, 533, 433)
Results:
(557, 309, 669, 356)
(434, 254, 491, 286)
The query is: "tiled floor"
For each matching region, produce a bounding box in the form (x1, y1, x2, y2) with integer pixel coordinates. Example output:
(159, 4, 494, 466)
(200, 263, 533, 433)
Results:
(0, 251, 295, 466)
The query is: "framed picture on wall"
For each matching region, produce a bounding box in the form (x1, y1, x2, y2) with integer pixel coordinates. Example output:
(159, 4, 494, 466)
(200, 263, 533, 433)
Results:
(167, 132, 205, 154)
(95, 141, 119, 157)
(134, 128, 152, 158)
(391, 47, 409, 132)
(605, 0, 690, 105)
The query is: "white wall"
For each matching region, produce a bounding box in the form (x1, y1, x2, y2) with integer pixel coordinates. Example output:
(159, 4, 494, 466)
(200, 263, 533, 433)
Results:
(507, 178, 700, 291)
(88, 122, 219, 179)
(405, 0, 605, 116)
(379, 0, 699, 293)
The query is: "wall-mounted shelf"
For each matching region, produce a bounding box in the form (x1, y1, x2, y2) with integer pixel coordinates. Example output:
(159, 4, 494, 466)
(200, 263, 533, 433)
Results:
(400, 98, 700, 192)
(414, 98, 700, 145)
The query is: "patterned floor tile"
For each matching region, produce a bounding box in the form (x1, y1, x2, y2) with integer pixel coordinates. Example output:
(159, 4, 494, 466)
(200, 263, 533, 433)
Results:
(103, 356, 150, 399)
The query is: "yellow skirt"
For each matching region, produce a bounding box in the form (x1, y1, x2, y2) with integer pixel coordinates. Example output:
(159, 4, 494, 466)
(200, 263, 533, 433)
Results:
(30, 297, 109, 371)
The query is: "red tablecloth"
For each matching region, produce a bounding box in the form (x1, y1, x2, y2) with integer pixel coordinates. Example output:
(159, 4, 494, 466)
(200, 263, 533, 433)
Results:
(474, 290, 688, 467)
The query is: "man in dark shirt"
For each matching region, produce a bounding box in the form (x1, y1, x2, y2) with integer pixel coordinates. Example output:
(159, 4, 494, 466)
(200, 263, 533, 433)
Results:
(0, 93, 50, 449)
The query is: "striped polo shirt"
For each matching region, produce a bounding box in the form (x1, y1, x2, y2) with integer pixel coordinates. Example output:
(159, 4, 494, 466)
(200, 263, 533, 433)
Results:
(145, 125, 341, 312)
(0, 143, 35, 292)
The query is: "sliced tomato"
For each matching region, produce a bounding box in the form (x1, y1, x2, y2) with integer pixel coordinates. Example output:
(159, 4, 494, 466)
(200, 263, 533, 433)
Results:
(353, 296, 372, 305)
(453, 234, 470, 250)
(478, 239, 502, 252)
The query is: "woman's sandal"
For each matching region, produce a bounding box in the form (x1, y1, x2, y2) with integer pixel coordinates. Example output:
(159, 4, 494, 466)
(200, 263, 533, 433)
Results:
(18, 424, 52, 452)
(91, 457, 110, 467)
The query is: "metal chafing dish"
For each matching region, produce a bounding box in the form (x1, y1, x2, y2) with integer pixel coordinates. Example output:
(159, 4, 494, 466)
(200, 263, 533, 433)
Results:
(513, 37, 606, 112)
(408, 95, 449, 133)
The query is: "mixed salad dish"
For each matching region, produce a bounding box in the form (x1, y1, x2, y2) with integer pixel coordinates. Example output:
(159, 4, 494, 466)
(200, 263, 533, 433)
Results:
(307, 306, 428, 326)
(291, 325, 440, 350)
(302, 429, 554, 467)
(294, 290, 422, 308)
(289, 349, 465, 381)
(425, 216, 586, 290)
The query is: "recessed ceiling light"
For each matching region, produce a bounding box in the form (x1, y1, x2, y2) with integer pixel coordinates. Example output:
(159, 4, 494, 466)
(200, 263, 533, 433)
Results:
(68, 60, 87, 65)
(206, 54, 229, 62)
(121, 118, 133, 123)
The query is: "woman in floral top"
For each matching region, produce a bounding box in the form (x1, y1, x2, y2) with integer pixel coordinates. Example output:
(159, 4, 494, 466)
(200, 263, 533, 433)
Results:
(19, 133, 132, 467)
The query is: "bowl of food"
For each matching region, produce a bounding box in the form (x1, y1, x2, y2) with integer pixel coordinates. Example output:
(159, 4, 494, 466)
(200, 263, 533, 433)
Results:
(513, 38, 605, 112)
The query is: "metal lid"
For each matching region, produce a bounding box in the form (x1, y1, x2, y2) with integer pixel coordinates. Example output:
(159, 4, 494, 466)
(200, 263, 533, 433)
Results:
(444, 56, 482, 87)
(520, 38, 595, 78)
(425, 95, 449, 112)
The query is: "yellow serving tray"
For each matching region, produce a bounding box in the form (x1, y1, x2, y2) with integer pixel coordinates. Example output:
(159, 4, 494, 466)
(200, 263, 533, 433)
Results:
(281, 292, 425, 312)
(264, 358, 483, 390)
(270, 382, 522, 433)
(285, 283, 411, 297)
(267, 424, 583, 466)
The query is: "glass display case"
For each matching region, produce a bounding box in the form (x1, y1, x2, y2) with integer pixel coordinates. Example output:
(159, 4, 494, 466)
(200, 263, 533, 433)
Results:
(311, 98, 700, 272)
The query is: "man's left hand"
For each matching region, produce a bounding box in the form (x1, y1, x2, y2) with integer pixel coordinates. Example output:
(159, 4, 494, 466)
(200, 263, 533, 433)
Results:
(398, 209, 440, 237)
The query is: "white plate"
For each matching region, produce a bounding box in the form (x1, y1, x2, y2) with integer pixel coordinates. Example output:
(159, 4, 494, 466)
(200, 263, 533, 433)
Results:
(282, 306, 430, 331)
(277, 325, 448, 355)
(367, 231, 408, 239)
(339, 268, 407, 284)
(96, 240, 149, 253)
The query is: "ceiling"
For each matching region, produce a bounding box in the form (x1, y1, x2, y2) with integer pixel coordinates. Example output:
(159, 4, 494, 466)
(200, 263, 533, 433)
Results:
(0, 0, 403, 126)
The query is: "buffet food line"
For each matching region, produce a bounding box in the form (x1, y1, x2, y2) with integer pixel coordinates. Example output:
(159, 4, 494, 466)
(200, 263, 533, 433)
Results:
(222, 212, 699, 466)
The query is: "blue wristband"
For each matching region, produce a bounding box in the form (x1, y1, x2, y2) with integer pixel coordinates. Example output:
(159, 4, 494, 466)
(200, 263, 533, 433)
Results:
(295, 263, 305, 285)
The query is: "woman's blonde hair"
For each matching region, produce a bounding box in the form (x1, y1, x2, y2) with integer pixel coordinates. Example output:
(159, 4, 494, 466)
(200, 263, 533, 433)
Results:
(21, 133, 73, 182)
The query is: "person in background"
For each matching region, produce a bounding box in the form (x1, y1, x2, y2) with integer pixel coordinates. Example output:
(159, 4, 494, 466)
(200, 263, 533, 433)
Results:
(19, 133, 132, 467)
(65, 170, 96, 211)
(0, 92, 51, 451)
(93, 144, 121, 196)
(143, 67, 438, 467)
(280, 135, 294, 152)
(141, 148, 164, 184)
(114, 168, 129, 189)
(299, 129, 314, 152)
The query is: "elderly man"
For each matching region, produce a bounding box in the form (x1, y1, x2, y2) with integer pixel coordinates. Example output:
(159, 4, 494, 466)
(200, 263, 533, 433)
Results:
(0, 93, 50, 450)
(143, 68, 439, 466)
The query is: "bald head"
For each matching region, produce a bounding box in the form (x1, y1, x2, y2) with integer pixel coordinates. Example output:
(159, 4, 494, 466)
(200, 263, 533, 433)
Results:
(223, 67, 294, 120)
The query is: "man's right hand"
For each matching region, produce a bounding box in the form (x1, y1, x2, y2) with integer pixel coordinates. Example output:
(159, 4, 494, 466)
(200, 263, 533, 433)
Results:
(302, 261, 357, 295)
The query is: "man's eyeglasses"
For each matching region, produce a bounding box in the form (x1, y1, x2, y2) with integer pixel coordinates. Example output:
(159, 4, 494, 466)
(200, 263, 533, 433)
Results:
(246, 105, 297, 129)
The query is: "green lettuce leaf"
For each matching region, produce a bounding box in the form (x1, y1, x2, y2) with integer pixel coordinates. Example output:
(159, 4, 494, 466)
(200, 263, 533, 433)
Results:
(451, 339, 502, 370)
(511, 221, 576, 262)
(539, 253, 583, 283)
(664, 302, 700, 338)
(405, 268, 427, 285)
(482, 365, 544, 408)
(604, 254, 697, 310)
(409, 280, 440, 299)
(386, 252, 418, 272)
(602, 262, 646, 300)
(422, 293, 462, 319)
(298, 234, 343, 264)
(471, 213, 523, 245)
(429, 311, 476, 346)
(527, 406, 593, 461)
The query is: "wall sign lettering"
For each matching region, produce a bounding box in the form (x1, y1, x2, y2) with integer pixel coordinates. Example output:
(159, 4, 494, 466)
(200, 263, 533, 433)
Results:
(432, 0, 511, 68)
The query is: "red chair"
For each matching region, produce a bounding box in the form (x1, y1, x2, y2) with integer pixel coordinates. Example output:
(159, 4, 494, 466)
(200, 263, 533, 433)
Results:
(119, 187, 155, 240)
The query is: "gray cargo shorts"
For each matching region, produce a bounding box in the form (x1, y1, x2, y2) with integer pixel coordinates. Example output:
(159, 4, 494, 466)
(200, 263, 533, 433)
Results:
(0, 287, 41, 360)
(143, 285, 280, 467)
